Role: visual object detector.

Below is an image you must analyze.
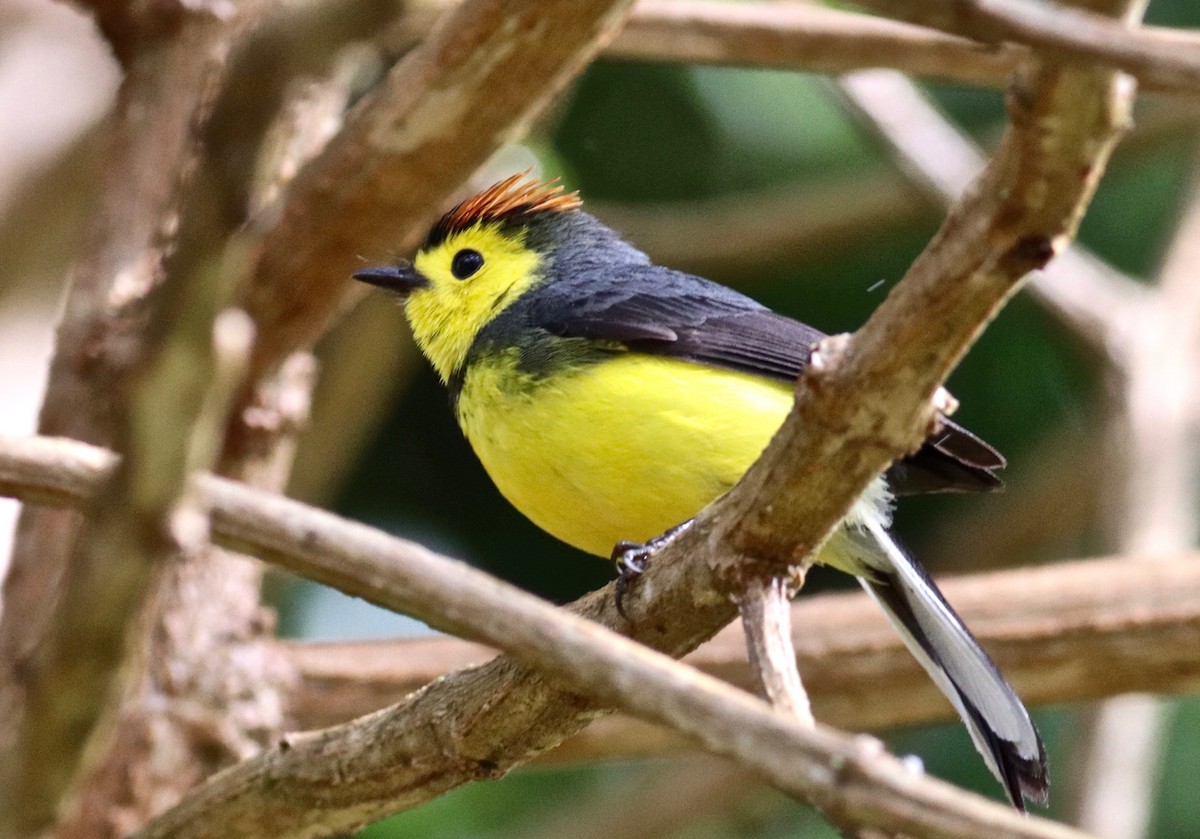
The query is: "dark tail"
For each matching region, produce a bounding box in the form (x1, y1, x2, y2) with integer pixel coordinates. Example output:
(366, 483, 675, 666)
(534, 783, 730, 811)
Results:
(849, 519, 1048, 810)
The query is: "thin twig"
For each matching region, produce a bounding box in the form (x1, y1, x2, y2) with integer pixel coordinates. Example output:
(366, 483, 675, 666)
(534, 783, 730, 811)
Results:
(735, 575, 814, 724)
(856, 0, 1200, 93)
(386, 0, 1200, 94)
(1070, 143, 1200, 839)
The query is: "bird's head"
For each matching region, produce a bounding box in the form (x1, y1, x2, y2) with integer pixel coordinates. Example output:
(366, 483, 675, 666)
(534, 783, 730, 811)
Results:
(354, 174, 585, 383)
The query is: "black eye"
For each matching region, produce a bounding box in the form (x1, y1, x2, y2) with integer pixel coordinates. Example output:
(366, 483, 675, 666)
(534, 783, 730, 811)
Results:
(451, 249, 484, 280)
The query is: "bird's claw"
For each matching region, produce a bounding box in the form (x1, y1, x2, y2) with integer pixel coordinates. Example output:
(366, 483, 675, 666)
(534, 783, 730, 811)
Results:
(611, 520, 695, 620)
(613, 541, 651, 621)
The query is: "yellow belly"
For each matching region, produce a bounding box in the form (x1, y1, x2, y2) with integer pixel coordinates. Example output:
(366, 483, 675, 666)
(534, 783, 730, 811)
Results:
(456, 352, 794, 557)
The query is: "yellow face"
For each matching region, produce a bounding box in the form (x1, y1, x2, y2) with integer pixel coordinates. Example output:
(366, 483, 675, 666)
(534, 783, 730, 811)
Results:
(406, 222, 543, 383)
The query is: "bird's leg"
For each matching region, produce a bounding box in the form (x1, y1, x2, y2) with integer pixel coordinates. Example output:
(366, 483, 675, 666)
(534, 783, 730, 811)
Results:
(612, 519, 694, 619)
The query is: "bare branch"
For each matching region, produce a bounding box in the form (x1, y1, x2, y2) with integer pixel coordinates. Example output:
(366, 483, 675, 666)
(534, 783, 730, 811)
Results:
(586, 1, 1018, 88)
(704, 52, 1133, 572)
(735, 575, 813, 724)
(120, 477, 1088, 839)
(275, 549, 1200, 745)
(224, 0, 637, 451)
(0, 6, 272, 833)
(0, 437, 1095, 839)
(4, 435, 1199, 741)
(388, 0, 1200, 94)
(856, 0, 1200, 93)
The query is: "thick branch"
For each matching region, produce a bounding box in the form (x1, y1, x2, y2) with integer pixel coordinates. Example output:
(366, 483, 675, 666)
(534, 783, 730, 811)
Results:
(6, 436, 1198, 741)
(225, 0, 636, 453)
(0, 7, 269, 834)
(5, 432, 1200, 798)
(694, 55, 1132, 571)
(139, 480, 1088, 839)
(278, 550, 1200, 740)
(835, 69, 1148, 364)
(0, 435, 1106, 839)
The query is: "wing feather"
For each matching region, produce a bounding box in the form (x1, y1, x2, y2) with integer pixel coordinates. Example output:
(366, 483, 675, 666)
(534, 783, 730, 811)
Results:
(527, 265, 1003, 494)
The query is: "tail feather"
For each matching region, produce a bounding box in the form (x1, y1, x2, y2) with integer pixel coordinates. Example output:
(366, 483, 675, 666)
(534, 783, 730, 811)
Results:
(846, 518, 1048, 809)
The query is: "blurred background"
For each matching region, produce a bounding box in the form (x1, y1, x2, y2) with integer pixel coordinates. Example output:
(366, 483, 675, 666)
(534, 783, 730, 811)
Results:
(3, 1, 1200, 837)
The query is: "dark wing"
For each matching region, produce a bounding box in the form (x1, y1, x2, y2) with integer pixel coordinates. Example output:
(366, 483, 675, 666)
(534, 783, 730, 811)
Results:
(530, 266, 822, 380)
(529, 265, 1004, 495)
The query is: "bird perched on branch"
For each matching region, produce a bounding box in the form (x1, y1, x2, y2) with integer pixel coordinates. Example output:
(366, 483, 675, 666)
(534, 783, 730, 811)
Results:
(354, 173, 1047, 810)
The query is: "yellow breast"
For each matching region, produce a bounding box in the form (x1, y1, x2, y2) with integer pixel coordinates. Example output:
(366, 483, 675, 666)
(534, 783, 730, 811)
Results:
(455, 351, 794, 557)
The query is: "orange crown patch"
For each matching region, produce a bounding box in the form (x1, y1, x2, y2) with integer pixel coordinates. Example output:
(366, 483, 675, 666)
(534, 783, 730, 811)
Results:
(427, 172, 582, 246)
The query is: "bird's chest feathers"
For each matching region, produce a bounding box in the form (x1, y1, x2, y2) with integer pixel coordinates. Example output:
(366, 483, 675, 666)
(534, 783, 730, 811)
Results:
(453, 352, 797, 556)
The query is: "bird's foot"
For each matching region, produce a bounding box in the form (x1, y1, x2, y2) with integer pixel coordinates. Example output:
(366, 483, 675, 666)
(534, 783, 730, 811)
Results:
(612, 520, 694, 620)
(612, 542, 649, 620)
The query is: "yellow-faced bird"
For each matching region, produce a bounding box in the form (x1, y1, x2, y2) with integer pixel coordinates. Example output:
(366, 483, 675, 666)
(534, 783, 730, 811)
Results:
(354, 174, 1047, 810)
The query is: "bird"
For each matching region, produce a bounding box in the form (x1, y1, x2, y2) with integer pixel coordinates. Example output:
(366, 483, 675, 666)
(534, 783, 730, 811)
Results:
(353, 172, 1048, 810)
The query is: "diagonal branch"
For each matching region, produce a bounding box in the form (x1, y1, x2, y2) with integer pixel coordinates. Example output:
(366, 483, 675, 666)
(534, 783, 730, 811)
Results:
(9, 6, 1139, 832)
(703, 53, 1133, 571)
(4, 434, 1200, 773)
(222, 0, 637, 468)
(5, 436, 1200, 741)
(274, 550, 1200, 741)
(0, 435, 1090, 838)
(856, 0, 1200, 92)
(834, 69, 1149, 365)
(137, 475, 1091, 839)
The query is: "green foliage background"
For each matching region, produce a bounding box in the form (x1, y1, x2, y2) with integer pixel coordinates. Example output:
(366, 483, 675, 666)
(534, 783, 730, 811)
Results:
(282, 5, 1200, 833)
